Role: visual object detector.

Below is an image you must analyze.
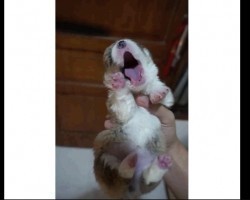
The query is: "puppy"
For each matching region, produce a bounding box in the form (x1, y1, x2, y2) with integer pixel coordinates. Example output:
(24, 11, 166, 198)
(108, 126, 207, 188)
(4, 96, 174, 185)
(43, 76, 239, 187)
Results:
(103, 39, 174, 107)
(93, 39, 173, 199)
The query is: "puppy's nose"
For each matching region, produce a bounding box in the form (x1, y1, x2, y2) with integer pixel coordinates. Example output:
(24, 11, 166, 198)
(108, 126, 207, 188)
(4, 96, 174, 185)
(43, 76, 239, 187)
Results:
(117, 40, 126, 49)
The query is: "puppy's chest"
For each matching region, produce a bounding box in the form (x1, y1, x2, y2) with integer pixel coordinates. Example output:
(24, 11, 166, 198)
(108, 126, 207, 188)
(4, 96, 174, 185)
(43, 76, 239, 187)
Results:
(120, 107, 161, 148)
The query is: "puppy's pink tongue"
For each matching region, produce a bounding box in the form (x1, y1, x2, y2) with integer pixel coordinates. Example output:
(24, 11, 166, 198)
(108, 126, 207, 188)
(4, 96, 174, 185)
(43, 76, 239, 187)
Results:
(124, 66, 141, 82)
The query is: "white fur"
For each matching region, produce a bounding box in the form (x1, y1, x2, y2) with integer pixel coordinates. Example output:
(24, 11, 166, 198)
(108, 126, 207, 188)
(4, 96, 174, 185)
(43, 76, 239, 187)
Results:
(108, 87, 137, 123)
(107, 85, 161, 148)
(143, 161, 168, 185)
(100, 39, 172, 190)
(105, 85, 166, 185)
(123, 107, 161, 147)
(111, 39, 174, 107)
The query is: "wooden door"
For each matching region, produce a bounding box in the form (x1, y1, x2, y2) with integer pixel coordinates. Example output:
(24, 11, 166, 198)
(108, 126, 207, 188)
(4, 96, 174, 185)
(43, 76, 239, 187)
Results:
(56, 0, 188, 147)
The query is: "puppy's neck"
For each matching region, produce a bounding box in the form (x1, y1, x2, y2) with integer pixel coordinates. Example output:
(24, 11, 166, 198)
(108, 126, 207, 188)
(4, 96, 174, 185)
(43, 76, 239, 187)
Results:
(108, 87, 137, 124)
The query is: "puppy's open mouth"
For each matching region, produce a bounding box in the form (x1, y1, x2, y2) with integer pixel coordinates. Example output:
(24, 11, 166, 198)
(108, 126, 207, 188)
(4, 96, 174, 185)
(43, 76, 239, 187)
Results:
(121, 52, 143, 84)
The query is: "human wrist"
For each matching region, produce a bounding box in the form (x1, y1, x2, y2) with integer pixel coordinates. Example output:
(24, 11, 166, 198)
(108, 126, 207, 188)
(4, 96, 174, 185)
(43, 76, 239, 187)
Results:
(164, 139, 188, 199)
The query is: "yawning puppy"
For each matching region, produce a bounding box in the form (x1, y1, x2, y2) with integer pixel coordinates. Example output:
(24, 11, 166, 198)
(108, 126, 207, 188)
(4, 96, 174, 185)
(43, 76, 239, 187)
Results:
(93, 39, 173, 199)
(103, 39, 174, 107)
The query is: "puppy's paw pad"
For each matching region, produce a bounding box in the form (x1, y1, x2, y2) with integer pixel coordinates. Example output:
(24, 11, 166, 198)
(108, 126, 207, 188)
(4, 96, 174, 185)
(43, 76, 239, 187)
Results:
(157, 154, 172, 169)
(111, 72, 124, 81)
(150, 88, 169, 104)
(110, 72, 126, 89)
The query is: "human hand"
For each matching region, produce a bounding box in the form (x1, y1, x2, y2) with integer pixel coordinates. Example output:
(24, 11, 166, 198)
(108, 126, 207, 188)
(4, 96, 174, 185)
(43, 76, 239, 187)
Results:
(104, 95, 188, 199)
(104, 94, 178, 151)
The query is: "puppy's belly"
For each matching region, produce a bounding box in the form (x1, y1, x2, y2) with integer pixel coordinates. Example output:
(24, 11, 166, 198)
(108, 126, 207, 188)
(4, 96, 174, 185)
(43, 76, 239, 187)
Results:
(122, 106, 161, 147)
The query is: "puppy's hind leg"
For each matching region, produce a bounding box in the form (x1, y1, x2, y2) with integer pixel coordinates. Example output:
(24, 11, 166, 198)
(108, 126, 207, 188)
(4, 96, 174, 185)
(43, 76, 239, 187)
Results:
(142, 154, 172, 185)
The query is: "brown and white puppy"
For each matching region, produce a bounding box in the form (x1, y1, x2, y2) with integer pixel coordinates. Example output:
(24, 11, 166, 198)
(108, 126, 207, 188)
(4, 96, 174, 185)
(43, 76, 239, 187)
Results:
(93, 39, 173, 199)
(103, 39, 174, 107)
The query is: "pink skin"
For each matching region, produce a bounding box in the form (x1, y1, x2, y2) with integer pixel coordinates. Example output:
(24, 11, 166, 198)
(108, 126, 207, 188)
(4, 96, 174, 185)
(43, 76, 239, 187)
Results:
(149, 87, 169, 104)
(104, 120, 114, 129)
(114, 43, 145, 87)
(122, 150, 173, 171)
(127, 65, 145, 87)
(127, 153, 137, 168)
(110, 72, 126, 90)
(135, 95, 149, 108)
(157, 154, 172, 169)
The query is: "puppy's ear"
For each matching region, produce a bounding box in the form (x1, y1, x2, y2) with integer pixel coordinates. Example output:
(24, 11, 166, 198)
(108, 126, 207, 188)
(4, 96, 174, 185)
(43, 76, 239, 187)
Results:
(143, 48, 153, 60)
(103, 44, 114, 68)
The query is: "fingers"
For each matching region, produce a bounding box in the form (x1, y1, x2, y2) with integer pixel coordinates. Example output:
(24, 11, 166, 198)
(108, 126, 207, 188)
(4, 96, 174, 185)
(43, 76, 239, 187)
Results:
(135, 95, 149, 108)
(105, 95, 176, 129)
(149, 104, 175, 127)
(135, 95, 175, 126)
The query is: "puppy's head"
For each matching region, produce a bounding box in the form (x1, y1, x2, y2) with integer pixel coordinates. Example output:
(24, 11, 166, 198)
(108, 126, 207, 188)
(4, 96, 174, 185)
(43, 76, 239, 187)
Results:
(103, 39, 158, 90)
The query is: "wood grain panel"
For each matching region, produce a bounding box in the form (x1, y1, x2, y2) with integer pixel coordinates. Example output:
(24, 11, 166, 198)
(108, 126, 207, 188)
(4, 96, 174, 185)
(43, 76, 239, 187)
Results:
(56, 81, 106, 96)
(56, 49, 104, 83)
(56, 32, 166, 68)
(57, 94, 107, 133)
(56, 131, 97, 148)
(56, 0, 178, 41)
(56, 82, 108, 147)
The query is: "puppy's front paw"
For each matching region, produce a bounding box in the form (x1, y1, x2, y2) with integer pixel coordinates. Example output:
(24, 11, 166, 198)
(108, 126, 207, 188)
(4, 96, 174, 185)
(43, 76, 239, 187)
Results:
(104, 72, 126, 90)
(149, 87, 169, 104)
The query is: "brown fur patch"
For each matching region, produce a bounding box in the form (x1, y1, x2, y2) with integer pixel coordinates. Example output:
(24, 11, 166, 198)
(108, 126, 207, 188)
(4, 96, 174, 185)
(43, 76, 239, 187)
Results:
(94, 155, 131, 198)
